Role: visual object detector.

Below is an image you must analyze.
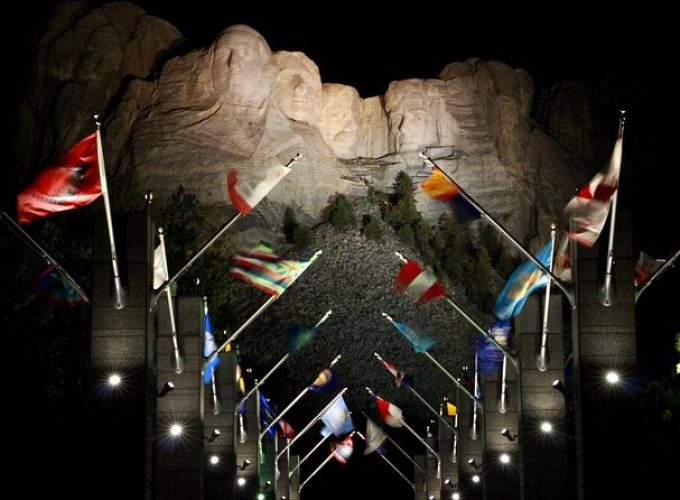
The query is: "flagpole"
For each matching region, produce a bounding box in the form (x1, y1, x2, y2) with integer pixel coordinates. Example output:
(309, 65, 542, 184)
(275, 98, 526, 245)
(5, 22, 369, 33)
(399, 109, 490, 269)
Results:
(499, 354, 508, 414)
(94, 116, 125, 309)
(203, 297, 221, 414)
(365, 387, 440, 478)
(419, 152, 575, 309)
(299, 431, 356, 491)
(636, 249, 680, 302)
(472, 349, 480, 439)
(0, 212, 90, 303)
(276, 388, 348, 462)
(381, 313, 479, 404)
(394, 252, 518, 370)
(289, 433, 332, 478)
(598, 112, 626, 307)
(373, 352, 458, 438)
(207, 250, 323, 366)
(236, 310, 333, 414)
(443, 398, 458, 463)
(157, 227, 184, 373)
(356, 431, 416, 491)
(361, 414, 426, 475)
(260, 354, 342, 439)
(537, 224, 557, 371)
(150, 154, 302, 310)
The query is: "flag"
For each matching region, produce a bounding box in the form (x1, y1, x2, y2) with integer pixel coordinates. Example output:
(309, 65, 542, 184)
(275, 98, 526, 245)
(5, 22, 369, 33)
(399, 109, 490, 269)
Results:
(259, 392, 278, 437)
(33, 264, 84, 306)
(283, 324, 319, 355)
(420, 167, 479, 223)
(227, 163, 292, 216)
(235, 362, 246, 398)
(446, 401, 457, 416)
(330, 434, 354, 464)
(17, 133, 102, 224)
(375, 396, 404, 428)
(379, 358, 413, 388)
(278, 418, 297, 439)
(478, 320, 511, 374)
(564, 125, 623, 246)
(309, 367, 335, 392)
(203, 311, 219, 383)
(320, 395, 354, 437)
(230, 244, 311, 296)
(392, 320, 435, 353)
(634, 251, 665, 287)
(394, 260, 446, 303)
(364, 418, 387, 455)
(153, 244, 168, 290)
(493, 241, 553, 321)
(553, 233, 572, 282)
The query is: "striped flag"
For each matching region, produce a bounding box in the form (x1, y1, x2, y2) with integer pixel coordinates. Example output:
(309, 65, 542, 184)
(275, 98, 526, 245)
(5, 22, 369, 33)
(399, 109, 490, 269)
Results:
(394, 259, 446, 303)
(331, 434, 354, 464)
(379, 358, 413, 388)
(227, 163, 291, 215)
(230, 245, 310, 296)
(564, 124, 623, 247)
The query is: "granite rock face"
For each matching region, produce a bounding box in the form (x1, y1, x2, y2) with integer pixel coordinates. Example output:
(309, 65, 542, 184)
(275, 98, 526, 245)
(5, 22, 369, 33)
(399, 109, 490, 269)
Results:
(18, 2, 589, 243)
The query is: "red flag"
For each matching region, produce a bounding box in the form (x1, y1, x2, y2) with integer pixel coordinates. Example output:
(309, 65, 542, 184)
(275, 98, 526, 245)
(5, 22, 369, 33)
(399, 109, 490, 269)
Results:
(375, 396, 404, 428)
(394, 260, 447, 303)
(227, 163, 291, 215)
(564, 126, 623, 246)
(17, 133, 102, 224)
(634, 251, 665, 287)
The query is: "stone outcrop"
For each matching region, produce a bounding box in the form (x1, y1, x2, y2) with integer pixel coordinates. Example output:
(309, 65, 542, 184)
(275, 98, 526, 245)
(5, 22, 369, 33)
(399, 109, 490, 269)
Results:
(18, 2, 590, 244)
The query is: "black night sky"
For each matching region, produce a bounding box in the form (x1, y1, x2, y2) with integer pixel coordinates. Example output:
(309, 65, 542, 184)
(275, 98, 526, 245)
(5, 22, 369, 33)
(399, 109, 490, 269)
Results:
(6, 2, 679, 499)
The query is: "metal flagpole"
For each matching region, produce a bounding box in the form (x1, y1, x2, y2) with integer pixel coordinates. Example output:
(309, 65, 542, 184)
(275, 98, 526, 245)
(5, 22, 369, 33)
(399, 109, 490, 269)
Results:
(382, 313, 479, 404)
(599, 111, 626, 307)
(471, 349, 480, 440)
(537, 224, 557, 371)
(236, 310, 333, 414)
(356, 431, 415, 491)
(636, 249, 680, 302)
(299, 431, 356, 491)
(366, 387, 441, 479)
(206, 250, 323, 366)
(276, 388, 348, 462)
(289, 433, 332, 478)
(0, 212, 90, 303)
(94, 116, 125, 309)
(373, 352, 458, 438)
(420, 152, 575, 309)
(157, 227, 183, 373)
(499, 354, 508, 414)
(443, 398, 458, 463)
(150, 153, 302, 309)
(393, 252, 518, 370)
(260, 354, 342, 439)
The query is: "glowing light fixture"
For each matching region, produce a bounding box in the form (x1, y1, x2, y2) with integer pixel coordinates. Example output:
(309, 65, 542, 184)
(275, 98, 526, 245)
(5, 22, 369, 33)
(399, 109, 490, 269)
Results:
(157, 381, 175, 398)
(206, 429, 221, 443)
(605, 371, 620, 384)
(472, 474, 481, 483)
(552, 379, 566, 394)
(500, 428, 517, 441)
(209, 455, 219, 465)
(169, 423, 183, 437)
(467, 458, 481, 470)
(236, 477, 246, 487)
(108, 374, 122, 387)
(500, 453, 511, 464)
(237, 459, 251, 471)
(540, 421, 553, 433)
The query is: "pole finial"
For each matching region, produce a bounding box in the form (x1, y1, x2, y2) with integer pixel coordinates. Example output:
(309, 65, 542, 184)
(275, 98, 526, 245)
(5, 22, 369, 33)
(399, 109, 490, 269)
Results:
(158, 226, 164, 235)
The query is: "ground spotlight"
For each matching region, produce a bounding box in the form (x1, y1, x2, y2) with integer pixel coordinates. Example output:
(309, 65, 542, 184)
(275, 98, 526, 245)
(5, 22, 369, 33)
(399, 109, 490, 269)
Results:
(467, 458, 481, 470)
(108, 373, 122, 387)
(209, 454, 219, 465)
(206, 429, 221, 443)
(500, 428, 518, 441)
(605, 371, 620, 384)
(236, 477, 246, 487)
(471, 474, 481, 483)
(157, 381, 175, 398)
(540, 421, 553, 433)
(169, 423, 183, 437)
(237, 459, 251, 471)
(500, 453, 511, 464)
(452, 493, 460, 500)
(552, 379, 566, 394)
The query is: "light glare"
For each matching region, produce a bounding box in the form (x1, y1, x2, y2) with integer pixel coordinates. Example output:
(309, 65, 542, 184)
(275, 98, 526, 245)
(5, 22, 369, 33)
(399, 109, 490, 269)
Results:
(169, 423, 183, 437)
(605, 371, 620, 384)
(237, 477, 246, 487)
(540, 421, 553, 433)
(500, 453, 510, 464)
(209, 455, 219, 465)
(108, 374, 122, 387)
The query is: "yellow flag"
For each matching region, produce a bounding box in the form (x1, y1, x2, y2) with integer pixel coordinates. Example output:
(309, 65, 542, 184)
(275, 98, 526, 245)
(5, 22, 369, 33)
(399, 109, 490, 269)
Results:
(446, 401, 457, 416)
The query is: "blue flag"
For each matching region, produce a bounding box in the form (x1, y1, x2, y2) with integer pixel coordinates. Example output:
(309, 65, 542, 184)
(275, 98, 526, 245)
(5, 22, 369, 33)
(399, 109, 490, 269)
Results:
(259, 392, 278, 436)
(308, 367, 335, 392)
(392, 320, 435, 353)
(320, 395, 354, 437)
(493, 241, 553, 320)
(478, 320, 511, 374)
(203, 311, 220, 383)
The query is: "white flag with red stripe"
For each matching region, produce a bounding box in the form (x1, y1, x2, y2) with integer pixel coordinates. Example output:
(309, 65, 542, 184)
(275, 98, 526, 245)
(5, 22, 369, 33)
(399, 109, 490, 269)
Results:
(564, 125, 623, 247)
(394, 260, 446, 303)
(375, 396, 404, 428)
(227, 163, 291, 215)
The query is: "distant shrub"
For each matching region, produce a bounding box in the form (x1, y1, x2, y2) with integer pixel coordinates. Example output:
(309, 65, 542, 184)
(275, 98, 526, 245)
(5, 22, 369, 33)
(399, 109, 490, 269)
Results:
(362, 215, 383, 240)
(323, 194, 355, 229)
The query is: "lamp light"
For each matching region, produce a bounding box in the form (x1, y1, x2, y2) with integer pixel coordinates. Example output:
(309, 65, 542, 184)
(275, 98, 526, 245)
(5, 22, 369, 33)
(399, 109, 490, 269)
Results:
(500, 428, 518, 441)
(605, 371, 620, 384)
(206, 428, 221, 443)
(157, 381, 175, 398)
(552, 379, 566, 394)
(540, 421, 553, 433)
(238, 459, 251, 471)
(467, 458, 481, 470)
(169, 423, 183, 437)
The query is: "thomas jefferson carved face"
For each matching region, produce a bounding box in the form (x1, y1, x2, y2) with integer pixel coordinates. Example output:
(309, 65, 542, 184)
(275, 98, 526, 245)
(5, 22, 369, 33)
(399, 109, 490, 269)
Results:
(273, 51, 323, 124)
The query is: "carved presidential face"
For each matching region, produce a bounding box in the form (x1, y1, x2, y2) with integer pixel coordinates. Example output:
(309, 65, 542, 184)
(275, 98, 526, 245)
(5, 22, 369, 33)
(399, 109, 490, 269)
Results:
(320, 84, 361, 158)
(385, 80, 456, 153)
(212, 25, 275, 106)
(273, 51, 323, 125)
